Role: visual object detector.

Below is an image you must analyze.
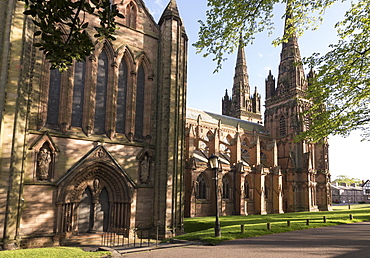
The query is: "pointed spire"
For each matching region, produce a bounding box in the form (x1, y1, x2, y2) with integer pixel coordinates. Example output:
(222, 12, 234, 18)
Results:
(276, 6, 307, 94)
(159, 0, 181, 25)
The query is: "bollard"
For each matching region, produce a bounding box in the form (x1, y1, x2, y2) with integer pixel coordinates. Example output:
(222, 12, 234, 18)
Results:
(241, 224, 245, 233)
(306, 219, 310, 226)
(287, 220, 291, 227)
(267, 223, 271, 230)
(323, 216, 327, 223)
(349, 214, 353, 220)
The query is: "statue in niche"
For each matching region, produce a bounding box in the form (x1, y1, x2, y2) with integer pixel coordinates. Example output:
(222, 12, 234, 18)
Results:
(140, 155, 150, 184)
(37, 147, 51, 180)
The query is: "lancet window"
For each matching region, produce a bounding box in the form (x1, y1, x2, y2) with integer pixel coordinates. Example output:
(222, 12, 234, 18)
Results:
(196, 173, 207, 200)
(94, 50, 108, 134)
(117, 58, 128, 134)
(46, 69, 61, 126)
(135, 65, 145, 139)
(71, 61, 86, 127)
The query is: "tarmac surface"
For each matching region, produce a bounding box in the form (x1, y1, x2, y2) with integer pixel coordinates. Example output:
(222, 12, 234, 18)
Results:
(116, 221, 370, 257)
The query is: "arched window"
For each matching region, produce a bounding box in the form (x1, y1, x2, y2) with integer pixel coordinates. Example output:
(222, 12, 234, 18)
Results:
(222, 175, 231, 199)
(135, 65, 145, 139)
(244, 179, 250, 199)
(94, 50, 108, 134)
(71, 61, 86, 127)
(279, 115, 286, 136)
(126, 2, 137, 29)
(116, 58, 128, 134)
(46, 69, 61, 126)
(196, 173, 207, 199)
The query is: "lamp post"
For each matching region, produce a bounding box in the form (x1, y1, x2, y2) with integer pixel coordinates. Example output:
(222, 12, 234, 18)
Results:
(209, 153, 221, 237)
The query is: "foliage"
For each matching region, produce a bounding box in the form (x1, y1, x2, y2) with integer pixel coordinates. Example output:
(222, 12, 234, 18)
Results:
(174, 204, 370, 245)
(300, 0, 370, 142)
(22, 0, 124, 71)
(333, 175, 362, 185)
(0, 246, 111, 258)
(195, 0, 370, 142)
(194, 0, 337, 72)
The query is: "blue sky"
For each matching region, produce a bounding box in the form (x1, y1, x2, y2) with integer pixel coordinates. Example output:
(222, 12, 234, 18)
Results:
(145, 0, 370, 181)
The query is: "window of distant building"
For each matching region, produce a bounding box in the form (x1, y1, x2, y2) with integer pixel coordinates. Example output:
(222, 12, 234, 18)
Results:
(244, 179, 250, 199)
(222, 175, 231, 199)
(196, 173, 207, 199)
(279, 115, 286, 136)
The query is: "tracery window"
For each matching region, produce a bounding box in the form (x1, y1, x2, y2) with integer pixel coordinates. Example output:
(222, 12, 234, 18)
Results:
(94, 50, 108, 134)
(126, 2, 137, 29)
(46, 69, 61, 126)
(196, 173, 207, 199)
(135, 65, 145, 139)
(116, 58, 128, 134)
(71, 61, 86, 127)
(279, 115, 286, 136)
(222, 175, 231, 199)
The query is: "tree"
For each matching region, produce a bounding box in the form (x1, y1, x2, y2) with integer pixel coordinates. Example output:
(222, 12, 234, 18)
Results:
(194, 0, 370, 142)
(22, 0, 124, 71)
(333, 175, 362, 186)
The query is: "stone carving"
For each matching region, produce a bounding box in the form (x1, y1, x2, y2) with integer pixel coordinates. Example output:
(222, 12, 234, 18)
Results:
(140, 155, 150, 184)
(37, 148, 51, 180)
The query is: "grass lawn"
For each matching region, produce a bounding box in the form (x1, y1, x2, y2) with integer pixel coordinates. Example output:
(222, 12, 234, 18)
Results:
(0, 247, 111, 258)
(175, 203, 370, 245)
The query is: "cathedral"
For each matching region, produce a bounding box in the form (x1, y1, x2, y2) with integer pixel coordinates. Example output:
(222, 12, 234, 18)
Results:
(0, 0, 331, 250)
(184, 28, 332, 217)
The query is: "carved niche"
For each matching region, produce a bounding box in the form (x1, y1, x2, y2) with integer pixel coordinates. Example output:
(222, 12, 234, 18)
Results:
(29, 132, 59, 181)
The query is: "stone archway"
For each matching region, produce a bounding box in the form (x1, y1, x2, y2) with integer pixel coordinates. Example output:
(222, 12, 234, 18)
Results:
(56, 162, 134, 235)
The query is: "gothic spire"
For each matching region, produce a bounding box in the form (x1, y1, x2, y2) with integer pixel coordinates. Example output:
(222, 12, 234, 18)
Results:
(159, 0, 181, 25)
(276, 9, 307, 94)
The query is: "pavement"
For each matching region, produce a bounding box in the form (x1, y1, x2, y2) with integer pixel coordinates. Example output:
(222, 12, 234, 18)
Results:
(104, 221, 370, 257)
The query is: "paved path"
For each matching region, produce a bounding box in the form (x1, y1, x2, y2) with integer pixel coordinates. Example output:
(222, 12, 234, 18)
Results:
(121, 221, 370, 257)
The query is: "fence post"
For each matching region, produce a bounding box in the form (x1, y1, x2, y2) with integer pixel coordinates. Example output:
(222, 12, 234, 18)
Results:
(287, 220, 291, 227)
(349, 214, 353, 220)
(306, 219, 310, 226)
(323, 216, 327, 223)
(241, 224, 245, 233)
(267, 223, 271, 230)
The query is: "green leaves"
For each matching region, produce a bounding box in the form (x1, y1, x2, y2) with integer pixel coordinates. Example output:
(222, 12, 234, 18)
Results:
(22, 0, 124, 71)
(300, 0, 370, 142)
(198, 0, 370, 142)
(194, 0, 337, 72)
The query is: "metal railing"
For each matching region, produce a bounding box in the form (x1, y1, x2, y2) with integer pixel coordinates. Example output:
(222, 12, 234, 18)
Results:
(101, 225, 157, 248)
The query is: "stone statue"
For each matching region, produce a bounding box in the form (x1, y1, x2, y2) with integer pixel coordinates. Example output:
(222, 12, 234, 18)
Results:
(140, 155, 150, 184)
(37, 148, 51, 180)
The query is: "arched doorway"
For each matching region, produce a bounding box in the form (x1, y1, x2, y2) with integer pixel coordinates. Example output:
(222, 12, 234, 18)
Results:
(57, 161, 134, 235)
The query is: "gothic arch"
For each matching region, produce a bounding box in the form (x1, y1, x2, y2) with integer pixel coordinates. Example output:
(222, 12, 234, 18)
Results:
(125, 1, 137, 29)
(134, 53, 153, 139)
(56, 161, 134, 234)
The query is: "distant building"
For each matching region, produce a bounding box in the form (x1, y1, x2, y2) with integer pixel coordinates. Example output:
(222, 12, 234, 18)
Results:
(331, 182, 368, 203)
(362, 180, 370, 200)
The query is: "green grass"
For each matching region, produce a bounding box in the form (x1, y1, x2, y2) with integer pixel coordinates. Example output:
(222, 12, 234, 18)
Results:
(175, 204, 370, 245)
(0, 247, 111, 258)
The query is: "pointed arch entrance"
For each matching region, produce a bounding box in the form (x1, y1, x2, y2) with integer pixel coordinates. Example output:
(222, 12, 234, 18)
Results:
(56, 162, 134, 235)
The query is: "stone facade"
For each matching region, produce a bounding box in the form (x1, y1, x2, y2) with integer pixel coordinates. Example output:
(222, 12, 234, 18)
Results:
(0, 0, 186, 249)
(0, 0, 333, 250)
(185, 17, 332, 217)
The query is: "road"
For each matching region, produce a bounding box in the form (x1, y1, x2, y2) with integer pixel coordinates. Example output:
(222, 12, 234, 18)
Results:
(122, 221, 370, 257)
